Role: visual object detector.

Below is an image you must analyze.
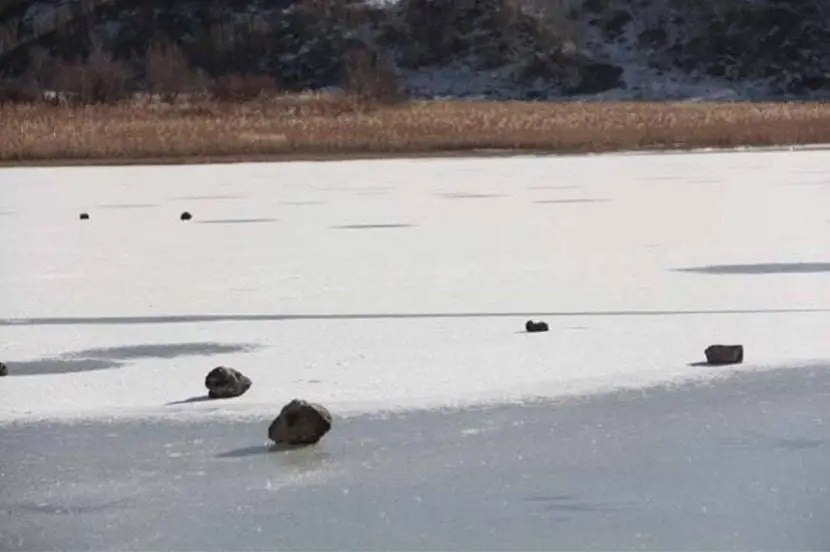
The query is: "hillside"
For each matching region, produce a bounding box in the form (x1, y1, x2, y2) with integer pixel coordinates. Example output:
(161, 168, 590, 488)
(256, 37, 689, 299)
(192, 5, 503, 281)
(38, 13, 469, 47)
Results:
(1, 0, 829, 101)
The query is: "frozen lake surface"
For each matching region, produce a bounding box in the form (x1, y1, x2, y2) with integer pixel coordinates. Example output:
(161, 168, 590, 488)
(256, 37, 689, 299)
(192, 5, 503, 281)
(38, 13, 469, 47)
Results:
(3, 366, 830, 551)
(1, 149, 829, 549)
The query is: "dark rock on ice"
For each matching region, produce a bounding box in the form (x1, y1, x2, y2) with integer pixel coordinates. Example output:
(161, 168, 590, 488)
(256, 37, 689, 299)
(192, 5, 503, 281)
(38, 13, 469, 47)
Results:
(205, 366, 252, 399)
(704, 344, 744, 365)
(268, 399, 332, 446)
(525, 320, 549, 333)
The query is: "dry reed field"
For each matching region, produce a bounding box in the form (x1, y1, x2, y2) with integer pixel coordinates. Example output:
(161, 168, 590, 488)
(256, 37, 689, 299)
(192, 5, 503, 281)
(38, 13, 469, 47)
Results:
(2, 96, 830, 165)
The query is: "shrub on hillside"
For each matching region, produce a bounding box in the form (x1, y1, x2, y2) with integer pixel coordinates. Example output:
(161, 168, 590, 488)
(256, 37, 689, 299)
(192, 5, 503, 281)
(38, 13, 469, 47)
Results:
(211, 73, 280, 102)
(145, 39, 208, 102)
(48, 38, 134, 103)
(341, 40, 405, 105)
(390, 0, 571, 69)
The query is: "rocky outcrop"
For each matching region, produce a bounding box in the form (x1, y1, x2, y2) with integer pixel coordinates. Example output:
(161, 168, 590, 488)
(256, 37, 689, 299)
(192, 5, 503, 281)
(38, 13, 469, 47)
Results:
(0, 0, 624, 100)
(204, 366, 251, 399)
(389, 0, 624, 96)
(268, 399, 332, 446)
(584, 0, 830, 96)
(0, 0, 354, 93)
(1, 0, 828, 100)
(704, 344, 744, 366)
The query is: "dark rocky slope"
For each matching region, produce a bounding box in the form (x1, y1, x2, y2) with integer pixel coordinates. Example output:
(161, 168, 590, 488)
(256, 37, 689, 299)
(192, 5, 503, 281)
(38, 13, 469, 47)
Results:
(0, 0, 828, 100)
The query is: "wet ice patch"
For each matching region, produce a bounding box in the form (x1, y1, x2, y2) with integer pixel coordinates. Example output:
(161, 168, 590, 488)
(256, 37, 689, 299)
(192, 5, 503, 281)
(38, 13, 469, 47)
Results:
(676, 262, 830, 275)
(6, 342, 259, 376)
(69, 342, 259, 361)
(8, 358, 122, 375)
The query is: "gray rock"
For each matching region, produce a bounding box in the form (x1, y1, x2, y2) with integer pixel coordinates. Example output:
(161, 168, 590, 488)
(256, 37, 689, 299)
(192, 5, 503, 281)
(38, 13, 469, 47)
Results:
(525, 320, 549, 333)
(204, 366, 251, 399)
(0, 362, 7, 376)
(704, 344, 744, 365)
(268, 399, 332, 446)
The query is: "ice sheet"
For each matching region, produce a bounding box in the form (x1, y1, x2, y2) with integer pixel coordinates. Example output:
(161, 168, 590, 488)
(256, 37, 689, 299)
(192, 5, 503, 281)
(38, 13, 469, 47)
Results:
(1, 149, 829, 423)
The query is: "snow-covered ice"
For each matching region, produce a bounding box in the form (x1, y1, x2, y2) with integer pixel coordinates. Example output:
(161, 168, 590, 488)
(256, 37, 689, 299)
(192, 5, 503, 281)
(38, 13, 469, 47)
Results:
(1, 149, 830, 549)
(1, 149, 829, 422)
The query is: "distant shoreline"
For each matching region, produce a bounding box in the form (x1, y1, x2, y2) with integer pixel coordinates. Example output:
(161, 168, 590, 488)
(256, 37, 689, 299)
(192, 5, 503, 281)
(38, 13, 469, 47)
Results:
(2, 98, 830, 168)
(2, 143, 829, 170)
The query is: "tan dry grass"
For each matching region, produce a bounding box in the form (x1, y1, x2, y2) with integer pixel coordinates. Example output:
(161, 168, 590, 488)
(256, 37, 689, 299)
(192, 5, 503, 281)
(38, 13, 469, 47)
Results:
(2, 96, 830, 165)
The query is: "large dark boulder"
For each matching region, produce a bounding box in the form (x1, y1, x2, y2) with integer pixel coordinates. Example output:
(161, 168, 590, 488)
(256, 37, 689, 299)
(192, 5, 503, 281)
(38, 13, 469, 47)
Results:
(268, 399, 332, 446)
(205, 366, 252, 399)
(704, 344, 744, 366)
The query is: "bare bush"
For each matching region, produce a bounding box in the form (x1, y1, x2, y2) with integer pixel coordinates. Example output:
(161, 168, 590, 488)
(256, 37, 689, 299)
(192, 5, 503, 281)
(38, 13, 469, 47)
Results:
(145, 39, 206, 102)
(0, 81, 39, 104)
(393, 0, 577, 73)
(212, 73, 280, 102)
(17, 46, 56, 97)
(0, 21, 17, 56)
(342, 44, 405, 105)
(51, 39, 134, 104)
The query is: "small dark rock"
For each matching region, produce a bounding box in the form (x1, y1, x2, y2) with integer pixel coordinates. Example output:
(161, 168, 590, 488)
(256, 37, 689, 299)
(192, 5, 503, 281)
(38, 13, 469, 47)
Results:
(79, 212, 90, 220)
(180, 211, 192, 221)
(0, 362, 7, 376)
(525, 320, 549, 333)
(704, 344, 744, 366)
(205, 366, 252, 399)
(268, 399, 332, 446)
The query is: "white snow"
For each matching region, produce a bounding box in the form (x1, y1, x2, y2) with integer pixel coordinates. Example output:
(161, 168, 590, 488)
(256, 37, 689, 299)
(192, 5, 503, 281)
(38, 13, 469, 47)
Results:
(1, 148, 829, 423)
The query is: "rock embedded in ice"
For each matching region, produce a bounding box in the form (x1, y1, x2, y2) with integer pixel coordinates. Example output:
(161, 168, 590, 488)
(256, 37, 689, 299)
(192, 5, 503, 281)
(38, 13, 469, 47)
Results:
(204, 366, 252, 399)
(0, 362, 7, 376)
(268, 399, 332, 446)
(704, 344, 744, 365)
(79, 212, 89, 220)
(525, 320, 549, 333)
(180, 211, 192, 221)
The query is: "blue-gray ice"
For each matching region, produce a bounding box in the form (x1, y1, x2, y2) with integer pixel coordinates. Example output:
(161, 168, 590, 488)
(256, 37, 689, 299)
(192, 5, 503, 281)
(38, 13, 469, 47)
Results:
(2, 365, 829, 551)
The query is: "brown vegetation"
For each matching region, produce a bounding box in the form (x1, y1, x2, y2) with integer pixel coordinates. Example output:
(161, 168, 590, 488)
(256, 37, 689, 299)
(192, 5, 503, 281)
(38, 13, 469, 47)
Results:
(1, 97, 829, 165)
